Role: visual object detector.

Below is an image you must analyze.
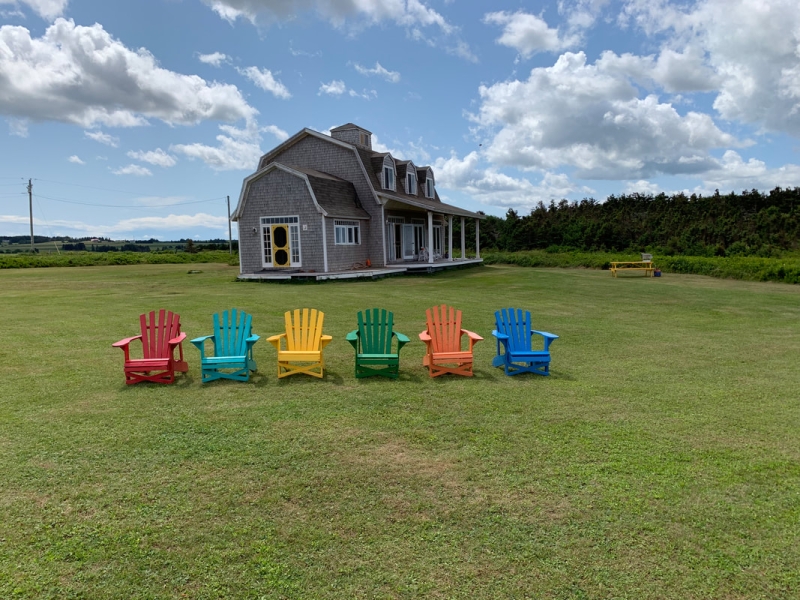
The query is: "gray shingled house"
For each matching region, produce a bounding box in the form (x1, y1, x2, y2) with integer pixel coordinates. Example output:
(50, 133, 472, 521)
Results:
(231, 123, 484, 279)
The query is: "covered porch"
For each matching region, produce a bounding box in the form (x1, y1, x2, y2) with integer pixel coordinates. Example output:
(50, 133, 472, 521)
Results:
(237, 258, 483, 282)
(381, 197, 484, 267)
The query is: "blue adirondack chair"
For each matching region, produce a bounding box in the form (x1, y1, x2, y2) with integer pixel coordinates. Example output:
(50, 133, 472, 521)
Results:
(492, 308, 558, 376)
(191, 308, 259, 383)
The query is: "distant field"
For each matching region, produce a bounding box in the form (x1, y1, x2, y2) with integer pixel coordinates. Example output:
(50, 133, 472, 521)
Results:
(1, 264, 799, 598)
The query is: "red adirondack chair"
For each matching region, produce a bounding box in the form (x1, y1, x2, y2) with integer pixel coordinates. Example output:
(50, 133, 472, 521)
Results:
(112, 310, 188, 385)
(419, 304, 483, 377)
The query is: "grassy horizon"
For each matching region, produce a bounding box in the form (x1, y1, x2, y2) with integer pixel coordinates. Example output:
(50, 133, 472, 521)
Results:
(1, 263, 799, 598)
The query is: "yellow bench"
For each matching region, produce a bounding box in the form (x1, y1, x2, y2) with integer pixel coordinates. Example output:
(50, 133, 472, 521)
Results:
(610, 254, 656, 277)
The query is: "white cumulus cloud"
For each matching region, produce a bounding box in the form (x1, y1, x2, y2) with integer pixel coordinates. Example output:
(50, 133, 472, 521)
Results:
(484, 10, 581, 57)
(171, 122, 263, 171)
(67, 154, 84, 164)
(318, 80, 346, 96)
(0, 19, 257, 128)
(0, 0, 68, 20)
(198, 52, 229, 67)
(112, 164, 153, 176)
(473, 51, 740, 180)
(127, 148, 177, 168)
(84, 130, 119, 147)
(238, 66, 291, 99)
(354, 61, 400, 83)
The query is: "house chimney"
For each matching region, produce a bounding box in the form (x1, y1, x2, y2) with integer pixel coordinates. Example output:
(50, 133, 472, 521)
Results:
(330, 123, 372, 150)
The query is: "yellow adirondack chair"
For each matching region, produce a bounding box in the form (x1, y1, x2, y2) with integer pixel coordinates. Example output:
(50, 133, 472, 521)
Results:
(267, 308, 333, 378)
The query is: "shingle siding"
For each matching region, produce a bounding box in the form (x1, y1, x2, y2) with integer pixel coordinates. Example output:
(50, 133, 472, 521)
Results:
(237, 168, 325, 275)
(268, 136, 384, 269)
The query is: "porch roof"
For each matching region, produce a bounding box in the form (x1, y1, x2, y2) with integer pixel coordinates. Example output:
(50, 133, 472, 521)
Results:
(378, 192, 485, 219)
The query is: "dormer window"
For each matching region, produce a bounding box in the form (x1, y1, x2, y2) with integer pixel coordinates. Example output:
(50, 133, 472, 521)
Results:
(425, 177, 434, 198)
(383, 165, 395, 190)
(359, 132, 370, 147)
(406, 171, 417, 195)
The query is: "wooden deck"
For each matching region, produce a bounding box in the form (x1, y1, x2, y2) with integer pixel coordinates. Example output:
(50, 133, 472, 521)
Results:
(238, 258, 483, 282)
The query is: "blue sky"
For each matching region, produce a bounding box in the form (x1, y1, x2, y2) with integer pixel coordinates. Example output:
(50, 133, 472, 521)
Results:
(2, 0, 800, 240)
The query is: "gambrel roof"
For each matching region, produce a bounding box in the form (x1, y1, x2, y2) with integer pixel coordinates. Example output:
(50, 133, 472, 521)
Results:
(232, 162, 369, 221)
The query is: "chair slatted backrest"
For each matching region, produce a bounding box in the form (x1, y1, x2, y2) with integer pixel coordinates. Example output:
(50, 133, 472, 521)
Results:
(357, 308, 394, 354)
(140, 309, 181, 359)
(496, 308, 532, 352)
(426, 304, 463, 353)
(285, 309, 325, 351)
(213, 309, 252, 357)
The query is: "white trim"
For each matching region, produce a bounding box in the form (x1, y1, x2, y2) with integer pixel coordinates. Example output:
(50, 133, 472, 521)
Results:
(381, 204, 387, 267)
(461, 216, 465, 259)
(376, 191, 484, 219)
(334, 220, 361, 245)
(425, 177, 434, 199)
(448, 215, 453, 262)
(321, 215, 328, 272)
(238, 224, 243, 274)
(475, 218, 480, 259)
(427, 211, 434, 264)
(260, 216, 301, 268)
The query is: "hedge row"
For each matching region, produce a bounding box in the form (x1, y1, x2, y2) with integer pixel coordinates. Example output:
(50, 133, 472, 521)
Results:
(0, 251, 239, 269)
(481, 251, 800, 284)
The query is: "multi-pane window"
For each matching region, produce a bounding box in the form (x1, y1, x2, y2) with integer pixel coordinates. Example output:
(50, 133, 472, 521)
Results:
(260, 216, 300, 267)
(407, 171, 417, 195)
(426, 177, 434, 198)
(383, 166, 395, 190)
(334, 220, 360, 245)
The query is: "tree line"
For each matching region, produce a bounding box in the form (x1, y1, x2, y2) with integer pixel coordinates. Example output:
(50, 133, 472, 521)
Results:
(458, 187, 800, 257)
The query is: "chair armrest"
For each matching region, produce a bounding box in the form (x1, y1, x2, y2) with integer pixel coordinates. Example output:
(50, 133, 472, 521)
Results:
(463, 329, 483, 342)
(345, 330, 359, 350)
(112, 335, 141, 348)
(419, 330, 431, 342)
(267, 333, 285, 349)
(531, 330, 558, 341)
(491, 330, 509, 340)
(190, 334, 214, 347)
(394, 331, 410, 353)
(246, 334, 260, 344)
(168, 332, 186, 346)
(463, 329, 483, 352)
(531, 329, 558, 351)
(320, 335, 333, 350)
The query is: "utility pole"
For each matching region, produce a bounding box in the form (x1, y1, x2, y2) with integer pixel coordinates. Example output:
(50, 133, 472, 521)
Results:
(227, 195, 232, 254)
(27, 178, 34, 252)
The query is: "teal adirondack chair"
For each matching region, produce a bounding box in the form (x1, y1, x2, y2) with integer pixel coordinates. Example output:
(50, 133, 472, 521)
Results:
(346, 308, 410, 378)
(492, 308, 558, 376)
(191, 309, 259, 383)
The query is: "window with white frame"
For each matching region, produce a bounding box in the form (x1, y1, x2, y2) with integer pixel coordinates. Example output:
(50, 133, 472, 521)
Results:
(406, 170, 417, 195)
(425, 177, 434, 198)
(383, 165, 395, 190)
(334, 220, 361, 245)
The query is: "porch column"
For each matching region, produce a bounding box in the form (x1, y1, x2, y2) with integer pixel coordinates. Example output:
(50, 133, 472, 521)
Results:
(475, 218, 480, 259)
(460, 217, 465, 260)
(448, 215, 453, 261)
(427, 210, 434, 264)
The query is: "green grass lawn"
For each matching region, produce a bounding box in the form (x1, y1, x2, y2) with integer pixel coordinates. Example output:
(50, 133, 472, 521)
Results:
(1, 264, 799, 599)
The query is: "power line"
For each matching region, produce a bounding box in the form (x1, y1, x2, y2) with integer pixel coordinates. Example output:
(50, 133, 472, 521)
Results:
(34, 177, 188, 198)
(34, 193, 226, 209)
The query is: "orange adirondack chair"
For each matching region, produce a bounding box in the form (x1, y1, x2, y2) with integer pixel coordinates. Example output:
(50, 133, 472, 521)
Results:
(419, 304, 483, 377)
(267, 308, 333, 378)
(112, 309, 188, 385)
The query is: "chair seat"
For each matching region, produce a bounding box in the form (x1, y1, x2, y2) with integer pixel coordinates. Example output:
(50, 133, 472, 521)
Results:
(431, 351, 474, 361)
(202, 355, 246, 365)
(357, 353, 399, 361)
(507, 350, 550, 361)
(125, 358, 170, 370)
(278, 350, 322, 362)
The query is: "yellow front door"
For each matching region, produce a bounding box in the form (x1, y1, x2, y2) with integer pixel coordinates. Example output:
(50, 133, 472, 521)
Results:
(272, 225, 291, 267)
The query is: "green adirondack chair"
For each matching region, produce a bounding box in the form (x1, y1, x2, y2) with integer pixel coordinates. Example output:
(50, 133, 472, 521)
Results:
(191, 308, 259, 383)
(346, 308, 410, 379)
